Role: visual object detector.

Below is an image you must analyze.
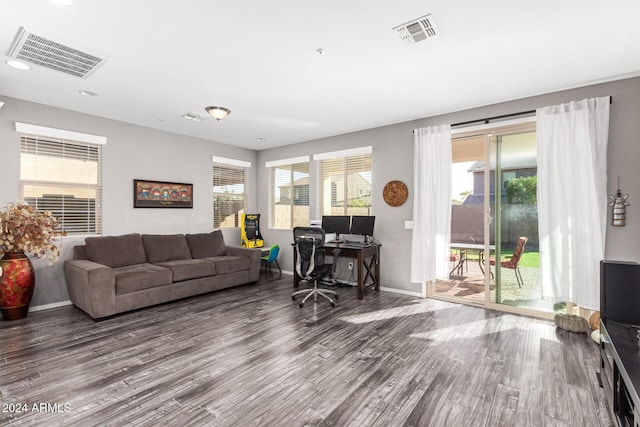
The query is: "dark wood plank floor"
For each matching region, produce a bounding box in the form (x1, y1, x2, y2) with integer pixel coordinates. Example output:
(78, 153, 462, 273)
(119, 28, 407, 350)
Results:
(0, 273, 614, 426)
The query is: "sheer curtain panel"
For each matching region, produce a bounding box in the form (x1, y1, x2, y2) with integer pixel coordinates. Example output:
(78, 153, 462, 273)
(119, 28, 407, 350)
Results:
(411, 125, 452, 288)
(537, 97, 610, 310)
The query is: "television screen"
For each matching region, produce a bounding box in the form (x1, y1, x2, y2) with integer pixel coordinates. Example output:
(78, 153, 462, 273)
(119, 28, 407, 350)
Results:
(321, 215, 351, 235)
(350, 215, 375, 237)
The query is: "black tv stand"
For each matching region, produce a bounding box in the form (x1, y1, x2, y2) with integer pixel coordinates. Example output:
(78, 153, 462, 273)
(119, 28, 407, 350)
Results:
(600, 260, 640, 425)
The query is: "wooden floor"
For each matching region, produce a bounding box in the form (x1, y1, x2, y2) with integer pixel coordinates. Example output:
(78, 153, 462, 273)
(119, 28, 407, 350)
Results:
(0, 273, 614, 426)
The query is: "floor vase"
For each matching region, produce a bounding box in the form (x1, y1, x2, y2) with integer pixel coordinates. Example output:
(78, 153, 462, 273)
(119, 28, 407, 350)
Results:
(0, 251, 35, 320)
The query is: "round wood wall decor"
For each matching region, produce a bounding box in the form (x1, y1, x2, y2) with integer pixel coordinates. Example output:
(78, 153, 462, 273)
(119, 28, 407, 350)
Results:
(383, 180, 408, 207)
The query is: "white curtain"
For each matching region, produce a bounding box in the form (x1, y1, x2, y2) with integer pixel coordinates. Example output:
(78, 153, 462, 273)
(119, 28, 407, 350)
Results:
(411, 125, 452, 286)
(537, 97, 610, 310)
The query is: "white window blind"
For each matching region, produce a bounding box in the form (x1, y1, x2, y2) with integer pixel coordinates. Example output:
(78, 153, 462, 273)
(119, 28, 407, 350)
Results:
(270, 161, 309, 229)
(318, 151, 372, 216)
(19, 134, 102, 235)
(213, 162, 247, 228)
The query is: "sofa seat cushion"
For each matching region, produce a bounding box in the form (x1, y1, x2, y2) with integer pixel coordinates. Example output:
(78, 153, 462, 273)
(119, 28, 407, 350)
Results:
(186, 230, 227, 258)
(86, 233, 147, 268)
(154, 259, 216, 282)
(202, 256, 250, 275)
(142, 234, 192, 263)
(114, 263, 173, 295)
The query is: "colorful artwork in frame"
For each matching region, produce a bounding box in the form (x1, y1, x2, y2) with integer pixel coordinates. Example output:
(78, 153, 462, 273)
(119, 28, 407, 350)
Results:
(133, 179, 193, 208)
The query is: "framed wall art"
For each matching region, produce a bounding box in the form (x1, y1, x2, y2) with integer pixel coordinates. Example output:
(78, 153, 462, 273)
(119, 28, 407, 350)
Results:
(133, 179, 193, 208)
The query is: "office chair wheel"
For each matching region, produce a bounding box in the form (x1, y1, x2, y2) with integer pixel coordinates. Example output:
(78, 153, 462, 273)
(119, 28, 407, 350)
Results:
(330, 302, 336, 308)
(299, 302, 305, 308)
(334, 294, 339, 300)
(292, 295, 296, 301)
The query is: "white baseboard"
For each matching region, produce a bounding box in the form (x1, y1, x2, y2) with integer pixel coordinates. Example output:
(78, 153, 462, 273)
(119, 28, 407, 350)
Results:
(380, 286, 422, 297)
(30, 300, 73, 312)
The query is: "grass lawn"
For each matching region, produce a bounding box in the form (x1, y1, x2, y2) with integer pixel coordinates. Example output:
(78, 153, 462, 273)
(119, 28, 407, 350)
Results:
(500, 249, 539, 268)
(455, 248, 540, 269)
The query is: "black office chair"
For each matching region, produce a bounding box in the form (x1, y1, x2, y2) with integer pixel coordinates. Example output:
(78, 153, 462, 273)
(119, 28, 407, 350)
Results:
(292, 227, 338, 308)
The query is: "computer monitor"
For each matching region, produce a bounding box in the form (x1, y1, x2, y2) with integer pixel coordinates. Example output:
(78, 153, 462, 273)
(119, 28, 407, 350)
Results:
(350, 215, 375, 238)
(321, 215, 351, 241)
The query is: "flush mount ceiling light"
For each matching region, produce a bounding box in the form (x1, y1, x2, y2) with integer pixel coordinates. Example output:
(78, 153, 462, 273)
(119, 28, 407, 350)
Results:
(205, 106, 231, 121)
(5, 59, 31, 70)
(78, 90, 99, 97)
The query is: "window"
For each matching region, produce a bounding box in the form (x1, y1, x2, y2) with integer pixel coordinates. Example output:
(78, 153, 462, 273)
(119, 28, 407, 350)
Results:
(212, 156, 250, 229)
(315, 147, 372, 216)
(267, 156, 310, 229)
(18, 124, 104, 235)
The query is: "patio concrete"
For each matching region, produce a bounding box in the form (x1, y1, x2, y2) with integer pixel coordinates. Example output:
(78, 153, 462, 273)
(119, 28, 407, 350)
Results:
(435, 261, 553, 312)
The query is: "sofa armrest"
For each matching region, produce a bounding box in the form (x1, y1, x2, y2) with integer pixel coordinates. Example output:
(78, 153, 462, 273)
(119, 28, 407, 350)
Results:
(226, 246, 262, 282)
(226, 245, 261, 259)
(64, 260, 116, 319)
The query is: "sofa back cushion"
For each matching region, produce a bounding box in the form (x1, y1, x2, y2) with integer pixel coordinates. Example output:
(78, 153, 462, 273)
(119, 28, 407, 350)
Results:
(73, 245, 89, 260)
(85, 233, 147, 268)
(142, 234, 192, 263)
(186, 230, 227, 258)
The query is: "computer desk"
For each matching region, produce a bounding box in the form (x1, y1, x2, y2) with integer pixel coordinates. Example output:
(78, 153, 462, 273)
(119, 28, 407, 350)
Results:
(293, 241, 381, 300)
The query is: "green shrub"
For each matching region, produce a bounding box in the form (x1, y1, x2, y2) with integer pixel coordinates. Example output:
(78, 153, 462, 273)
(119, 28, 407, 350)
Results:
(506, 176, 537, 204)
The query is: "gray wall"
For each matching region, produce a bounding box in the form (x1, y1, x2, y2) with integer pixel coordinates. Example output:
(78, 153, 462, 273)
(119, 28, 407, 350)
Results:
(0, 96, 257, 307)
(257, 77, 640, 294)
(2, 76, 639, 307)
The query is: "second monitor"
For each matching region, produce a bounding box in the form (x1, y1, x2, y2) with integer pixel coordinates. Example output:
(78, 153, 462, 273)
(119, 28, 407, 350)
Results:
(350, 215, 375, 238)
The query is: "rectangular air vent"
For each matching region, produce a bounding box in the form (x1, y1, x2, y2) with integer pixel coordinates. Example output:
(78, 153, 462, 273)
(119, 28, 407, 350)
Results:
(393, 14, 439, 46)
(7, 27, 106, 79)
(182, 112, 209, 122)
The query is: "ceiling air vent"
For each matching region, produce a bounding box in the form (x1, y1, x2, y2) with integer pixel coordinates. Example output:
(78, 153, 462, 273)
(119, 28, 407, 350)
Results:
(393, 14, 439, 46)
(182, 112, 209, 122)
(7, 27, 106, 79)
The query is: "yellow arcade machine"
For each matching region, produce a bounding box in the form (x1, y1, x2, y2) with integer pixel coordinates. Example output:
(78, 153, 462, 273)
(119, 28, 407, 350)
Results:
(241, 213, 264, 248)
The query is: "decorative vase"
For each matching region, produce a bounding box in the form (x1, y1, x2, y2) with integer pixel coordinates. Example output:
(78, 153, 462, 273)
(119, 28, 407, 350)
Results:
(0, 251, 35, 321)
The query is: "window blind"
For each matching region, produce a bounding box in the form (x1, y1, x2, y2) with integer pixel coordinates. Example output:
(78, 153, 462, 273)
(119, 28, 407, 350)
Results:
(213, 163, 247, 228)
(19, 134, 102, 235)
(319, 152, 372, 216)
(271, 161, 309, 229)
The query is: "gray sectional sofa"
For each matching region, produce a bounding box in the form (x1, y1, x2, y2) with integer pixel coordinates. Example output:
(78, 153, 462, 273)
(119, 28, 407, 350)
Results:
(64, 231, 261, 319)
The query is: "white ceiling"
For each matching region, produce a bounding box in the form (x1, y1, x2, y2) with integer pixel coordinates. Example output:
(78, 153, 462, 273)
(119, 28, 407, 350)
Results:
(1, 0, 639, 150)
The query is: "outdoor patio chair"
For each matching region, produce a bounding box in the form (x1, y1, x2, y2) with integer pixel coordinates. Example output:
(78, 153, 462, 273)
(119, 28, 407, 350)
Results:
(489, 236, 528, 288)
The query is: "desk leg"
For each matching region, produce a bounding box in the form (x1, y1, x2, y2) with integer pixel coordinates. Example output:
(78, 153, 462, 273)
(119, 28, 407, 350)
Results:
(375, 250, 380, 292)
(357, 250, 364, 300)
(293, 249, 299, 288)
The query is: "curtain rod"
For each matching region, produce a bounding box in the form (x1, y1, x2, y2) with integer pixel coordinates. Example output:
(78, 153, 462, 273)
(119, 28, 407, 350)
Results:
(451, 110, 535, 128)
(413, 96, 612, 132)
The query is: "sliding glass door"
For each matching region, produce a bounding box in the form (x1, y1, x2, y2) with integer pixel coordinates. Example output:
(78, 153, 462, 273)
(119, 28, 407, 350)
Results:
(433, 133, 486, 304)
(490, 131, 544, 312)
(431, 118, 549, 317)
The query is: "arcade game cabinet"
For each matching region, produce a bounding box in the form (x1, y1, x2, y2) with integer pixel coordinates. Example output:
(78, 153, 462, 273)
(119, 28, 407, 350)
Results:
(241, 213, 264, 248)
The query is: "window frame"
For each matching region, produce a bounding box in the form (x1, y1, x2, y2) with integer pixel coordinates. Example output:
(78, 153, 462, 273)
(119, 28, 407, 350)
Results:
(314, 147, 373, 217)
(266, 156, 310, 230)
(212, 156, 250, 229)
(16, 123, 105, 236)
